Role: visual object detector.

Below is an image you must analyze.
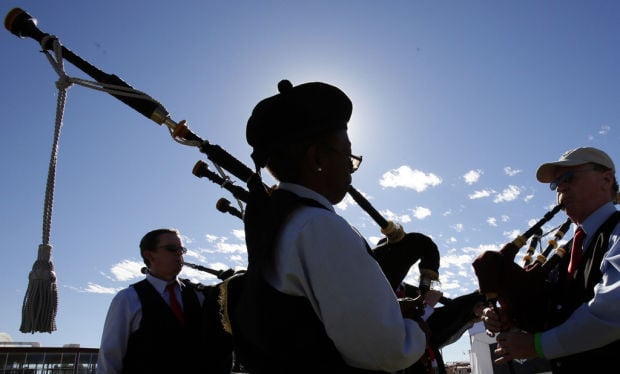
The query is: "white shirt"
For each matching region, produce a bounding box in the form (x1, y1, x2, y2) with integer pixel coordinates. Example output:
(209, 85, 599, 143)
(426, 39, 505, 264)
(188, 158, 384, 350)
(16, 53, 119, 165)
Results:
(263, 182, 427, 372)
(96, 274, 203, 374)
(542, 202, 620, 358)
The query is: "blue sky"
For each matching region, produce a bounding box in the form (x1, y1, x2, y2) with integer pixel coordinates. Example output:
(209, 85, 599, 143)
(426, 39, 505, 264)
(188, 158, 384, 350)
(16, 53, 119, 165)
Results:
(1, 0, 619, 364)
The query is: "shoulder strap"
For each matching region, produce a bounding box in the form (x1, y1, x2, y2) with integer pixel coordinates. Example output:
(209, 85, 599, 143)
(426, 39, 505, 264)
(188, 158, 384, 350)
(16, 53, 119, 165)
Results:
(244, 183, 328, 265)
(583, 210, 620, 286)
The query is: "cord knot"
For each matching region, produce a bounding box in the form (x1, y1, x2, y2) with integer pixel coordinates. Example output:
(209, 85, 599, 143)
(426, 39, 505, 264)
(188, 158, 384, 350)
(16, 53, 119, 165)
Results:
(55, 74, 73, 90)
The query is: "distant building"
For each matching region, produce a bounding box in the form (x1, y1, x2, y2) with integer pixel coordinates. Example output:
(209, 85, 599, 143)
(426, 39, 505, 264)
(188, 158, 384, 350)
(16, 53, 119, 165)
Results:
(0, 342, 98, 374)
(445, 361, 471, 373)
(0, 323, 558, 374)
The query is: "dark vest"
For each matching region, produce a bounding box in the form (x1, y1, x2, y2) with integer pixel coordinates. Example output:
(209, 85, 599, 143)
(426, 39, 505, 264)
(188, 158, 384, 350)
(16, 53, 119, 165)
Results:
(122, 279, 208, 374)
(232, 188, 386, 374)
(546, 211, 620, 372)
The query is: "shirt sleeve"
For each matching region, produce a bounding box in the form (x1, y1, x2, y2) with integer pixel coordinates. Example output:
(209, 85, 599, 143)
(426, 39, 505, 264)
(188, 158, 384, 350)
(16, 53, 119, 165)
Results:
(542, 226, 620, 358)
(96, 287, 141, 374)
(271, 207, 426, 371)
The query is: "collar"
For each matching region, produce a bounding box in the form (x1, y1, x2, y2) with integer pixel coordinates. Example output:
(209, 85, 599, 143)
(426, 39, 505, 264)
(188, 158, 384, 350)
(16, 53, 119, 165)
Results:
(146, 273, 182, 295)
(579, 201, 617, 248)
(277, 182, 335, 212)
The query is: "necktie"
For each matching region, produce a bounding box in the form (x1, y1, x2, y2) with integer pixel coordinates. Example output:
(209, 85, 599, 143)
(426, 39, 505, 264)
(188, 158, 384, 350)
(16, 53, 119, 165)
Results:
(167, 283, 185, 325)
(567, 227, 585, 276)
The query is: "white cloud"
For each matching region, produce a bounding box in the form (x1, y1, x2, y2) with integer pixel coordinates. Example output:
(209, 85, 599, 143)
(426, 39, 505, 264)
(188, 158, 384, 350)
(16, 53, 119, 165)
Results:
(411, 206, 431, 220)
(82, 282, 122, 294)
(180, 267, 219, 284)
(504, 167, 522, 176)
(215, 241, 247, 254)
(382, 209, 412, 224)
(487, 217, 497, 227)
(440, 253, 475, 270)
(599, 125, 610, 135)
(504, 229, 521, 240)
(336, 193, 356, 211)
(380, 166, 442, 192)
(110, 260, 143, 282)
(463, 169, 482, 185)
(469, 189, 492, 199)
(232, 229, 245, 241)
(200, 234, 247, 254)
(493, 185, 521, 203)
(185, 248, 209, 264)
(229, 254, 246, 264)
(181, 234, 194, 244)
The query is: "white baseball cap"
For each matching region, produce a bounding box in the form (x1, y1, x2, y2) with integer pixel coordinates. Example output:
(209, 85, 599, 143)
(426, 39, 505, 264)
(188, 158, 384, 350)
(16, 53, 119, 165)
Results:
(536, 147, 615, 183)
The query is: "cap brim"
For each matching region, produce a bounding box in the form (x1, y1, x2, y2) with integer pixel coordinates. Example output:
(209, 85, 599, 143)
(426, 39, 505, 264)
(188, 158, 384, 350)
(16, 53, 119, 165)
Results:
(536, 160, 588, 182)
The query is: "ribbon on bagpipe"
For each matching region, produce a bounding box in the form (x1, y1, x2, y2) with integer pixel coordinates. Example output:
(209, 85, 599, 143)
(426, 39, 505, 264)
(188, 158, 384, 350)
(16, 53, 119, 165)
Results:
(472, 204, 568, 332)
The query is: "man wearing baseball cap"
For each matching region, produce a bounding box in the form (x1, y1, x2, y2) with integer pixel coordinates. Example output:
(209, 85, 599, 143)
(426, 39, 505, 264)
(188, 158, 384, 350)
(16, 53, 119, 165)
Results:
(484, 147, 620, 372)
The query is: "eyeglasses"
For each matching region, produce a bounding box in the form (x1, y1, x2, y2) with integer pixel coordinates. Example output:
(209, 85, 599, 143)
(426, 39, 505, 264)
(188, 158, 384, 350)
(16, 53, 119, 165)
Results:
(349, 154, 363, 173)
(323, 146, 363, 173)
(549, 168, 595, 191)
(157, 245, 188, 254)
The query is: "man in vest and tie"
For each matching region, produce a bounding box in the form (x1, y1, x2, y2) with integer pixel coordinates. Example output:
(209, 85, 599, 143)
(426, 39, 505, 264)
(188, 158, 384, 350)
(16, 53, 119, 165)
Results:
(483, 147, 620, 373)
(97, 228, 223, 373)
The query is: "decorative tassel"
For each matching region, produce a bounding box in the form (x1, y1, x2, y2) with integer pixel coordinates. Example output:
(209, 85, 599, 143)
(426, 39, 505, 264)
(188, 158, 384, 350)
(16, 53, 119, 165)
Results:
(20, 41, 70, 333)
(20, 244, 58, 333)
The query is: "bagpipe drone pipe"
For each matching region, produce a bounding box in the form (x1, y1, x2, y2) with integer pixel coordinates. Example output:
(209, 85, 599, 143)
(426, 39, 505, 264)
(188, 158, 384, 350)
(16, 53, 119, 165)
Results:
(3, 8, 264, 196)
(472, 204, 576, 332)
(4, 6, 270, 339)
(4, 7, 272, 273)
(347, 186, 441, 297)
(5, 6, 442, 330)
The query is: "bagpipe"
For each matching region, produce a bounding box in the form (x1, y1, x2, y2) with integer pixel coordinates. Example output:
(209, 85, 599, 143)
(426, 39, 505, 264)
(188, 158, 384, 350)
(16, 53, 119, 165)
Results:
(7, 12, 493, 374)
(5, 7, 442, 331)
(195, 154, 442, 298)
(472, 204, 575, 332)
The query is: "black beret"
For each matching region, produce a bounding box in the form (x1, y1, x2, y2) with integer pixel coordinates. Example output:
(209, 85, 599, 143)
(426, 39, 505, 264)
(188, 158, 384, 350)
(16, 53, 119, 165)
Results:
(246, 80, 352, 168)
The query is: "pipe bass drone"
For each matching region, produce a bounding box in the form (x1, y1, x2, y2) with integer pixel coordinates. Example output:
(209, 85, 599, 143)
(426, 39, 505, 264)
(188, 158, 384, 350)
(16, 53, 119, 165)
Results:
(472, 204, 577, 332)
